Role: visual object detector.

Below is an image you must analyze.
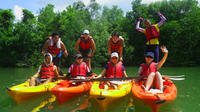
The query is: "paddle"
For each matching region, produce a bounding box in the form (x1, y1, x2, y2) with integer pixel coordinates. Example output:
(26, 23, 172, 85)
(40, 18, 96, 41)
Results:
(167, 77, 185, 80)
(72, 76, 147, 83)
(163, 75, 185, 78)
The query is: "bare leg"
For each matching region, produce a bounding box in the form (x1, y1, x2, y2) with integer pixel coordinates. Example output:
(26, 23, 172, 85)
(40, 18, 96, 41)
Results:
(86, 58, 91, 71)
(29, 77, 36, 86)
(155, 72, 163, 91)
(145, 72, 156, 91)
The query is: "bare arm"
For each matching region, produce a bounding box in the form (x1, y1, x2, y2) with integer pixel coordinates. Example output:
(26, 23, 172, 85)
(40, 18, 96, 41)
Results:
(90, 39, 96, 56)
(75, 38, 81, 54)
(119, 39, 124, 59)
(157, 13, 167, 27)
(107, 40, 112, 56)
(123, 71, 128, 77)
(136, 21, 145, 33)
(43, 78, 53, 84)
(157, 46, 168, 69)
(60, 41, 68, 57)
(96, 68, 106, 79)
(54, 66, 60, 77)
(42, 40, 49, 55)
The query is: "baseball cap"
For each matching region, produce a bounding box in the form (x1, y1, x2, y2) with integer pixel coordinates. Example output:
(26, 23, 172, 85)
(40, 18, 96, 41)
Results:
(75, 54, 83, 59)
(145, 52, 154, 58)
(111, 52, 119, 58)
(83, 30, 89, 35)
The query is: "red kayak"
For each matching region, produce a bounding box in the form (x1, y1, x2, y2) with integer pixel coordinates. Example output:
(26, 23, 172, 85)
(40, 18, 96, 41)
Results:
(51, 80, 92, 104)
(132, 77, 177, 112)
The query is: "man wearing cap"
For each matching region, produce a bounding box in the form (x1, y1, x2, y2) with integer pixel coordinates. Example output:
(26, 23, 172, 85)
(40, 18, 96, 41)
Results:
(137, 46, 168, 92)
(75, 30, 96, 71)
(95, 52, 127, 89)
(42, 32, 68, 75)
(67, 54, 91, 79)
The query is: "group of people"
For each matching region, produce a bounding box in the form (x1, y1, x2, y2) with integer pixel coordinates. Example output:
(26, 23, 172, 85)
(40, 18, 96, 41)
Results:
(28, 12, 168, 93)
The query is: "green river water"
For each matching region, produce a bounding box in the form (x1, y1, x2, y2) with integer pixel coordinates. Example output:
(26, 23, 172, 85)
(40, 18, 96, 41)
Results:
(0, 67, 199, 112)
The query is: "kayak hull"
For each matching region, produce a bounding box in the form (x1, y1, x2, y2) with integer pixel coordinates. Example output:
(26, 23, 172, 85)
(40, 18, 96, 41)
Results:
(6, 81, 60, 103)
(90, 81, 132, 110)
(132, 78, 177, 112)
(51, 80, 92, 104)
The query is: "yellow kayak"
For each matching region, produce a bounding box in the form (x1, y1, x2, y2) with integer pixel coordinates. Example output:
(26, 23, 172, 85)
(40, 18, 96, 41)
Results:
(90, 81, 132, 110)
(6, 81, 60, 103)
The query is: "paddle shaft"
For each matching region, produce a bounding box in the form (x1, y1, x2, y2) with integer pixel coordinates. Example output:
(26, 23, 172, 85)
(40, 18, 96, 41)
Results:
(72, 76, 147, 83)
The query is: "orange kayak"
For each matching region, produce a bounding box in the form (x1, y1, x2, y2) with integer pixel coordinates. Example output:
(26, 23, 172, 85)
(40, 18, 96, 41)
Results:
(132, 77, 177, 112)
(51, 80, 92, 104)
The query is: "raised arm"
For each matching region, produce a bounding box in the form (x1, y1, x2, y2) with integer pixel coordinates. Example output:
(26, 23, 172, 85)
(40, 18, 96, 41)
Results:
(136, 17, 145, 33)
(157, 46, 168, 69)
(157, 13, 167, 27)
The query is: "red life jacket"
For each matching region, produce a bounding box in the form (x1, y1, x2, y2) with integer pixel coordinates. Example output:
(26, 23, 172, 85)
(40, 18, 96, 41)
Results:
(79, 35, 92, 50)
(110, 38, 121, 52)
(140, 62, 157, 76)
(39, 63, 55, 79)
(145, 25, 160, 41)
(71, 62, 87, 77)
(106, 62, 124, 78)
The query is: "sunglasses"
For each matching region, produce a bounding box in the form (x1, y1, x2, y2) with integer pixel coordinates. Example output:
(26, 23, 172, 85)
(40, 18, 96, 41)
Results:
(111, 57, 118, 59)
(146, 56, 153, 59)
(84, 33, 89, 35)
(77, 57, 83, 59)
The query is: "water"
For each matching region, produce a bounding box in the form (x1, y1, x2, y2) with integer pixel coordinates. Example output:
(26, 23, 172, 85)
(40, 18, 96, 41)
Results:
(0, 67, 200, 112)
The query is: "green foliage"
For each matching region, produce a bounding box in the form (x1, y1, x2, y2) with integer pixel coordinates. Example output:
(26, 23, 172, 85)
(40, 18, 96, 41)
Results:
(0, 0, 200, 67)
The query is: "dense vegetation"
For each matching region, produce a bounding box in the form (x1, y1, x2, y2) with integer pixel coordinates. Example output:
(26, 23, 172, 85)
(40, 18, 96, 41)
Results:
(0, 0, 200, 67)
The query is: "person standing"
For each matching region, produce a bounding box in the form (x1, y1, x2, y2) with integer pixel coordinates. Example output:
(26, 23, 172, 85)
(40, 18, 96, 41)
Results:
(107, 31, 124, 61)
(42, 32, 68, 75)
(136, 13, 166, 62)
(75, 29, 96, 71)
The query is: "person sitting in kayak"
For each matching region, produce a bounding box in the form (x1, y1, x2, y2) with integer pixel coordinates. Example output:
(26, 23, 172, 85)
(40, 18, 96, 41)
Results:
(138, 46, 168, 92)
(75, 30, 96, 71)
(95, 52, 128, 89)
(28, 53, 60, 86)
(67, 54, 92, 84)
(136, 12, 166, 63)
(107, 31, 124, 61)
(42, 32, 68, 75)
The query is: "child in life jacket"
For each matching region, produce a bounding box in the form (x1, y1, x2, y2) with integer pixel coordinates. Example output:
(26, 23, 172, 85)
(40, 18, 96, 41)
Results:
(28, 53, 60, 86)
(67, 54, 92, 85)
(138, 46, 168, 92)
(95, 52, 128, 89)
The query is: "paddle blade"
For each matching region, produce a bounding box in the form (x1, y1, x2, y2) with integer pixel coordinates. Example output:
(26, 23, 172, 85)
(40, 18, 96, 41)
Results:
(155, 99, 166, 104)
(97, 97, 105, 100)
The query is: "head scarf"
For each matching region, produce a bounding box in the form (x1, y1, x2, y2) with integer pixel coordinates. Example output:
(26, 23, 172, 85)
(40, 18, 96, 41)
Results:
(44, 53, 53, 66)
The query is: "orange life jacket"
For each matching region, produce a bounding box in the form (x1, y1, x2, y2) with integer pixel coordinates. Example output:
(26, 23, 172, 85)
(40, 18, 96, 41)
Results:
(145, 25, 160, 41)
(39, 63, 55, 79)
(79, 35, 92, 50)
(140, 62, 157, 76)
(71, 62, 87, 77)
(106, 62, 124, 78)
